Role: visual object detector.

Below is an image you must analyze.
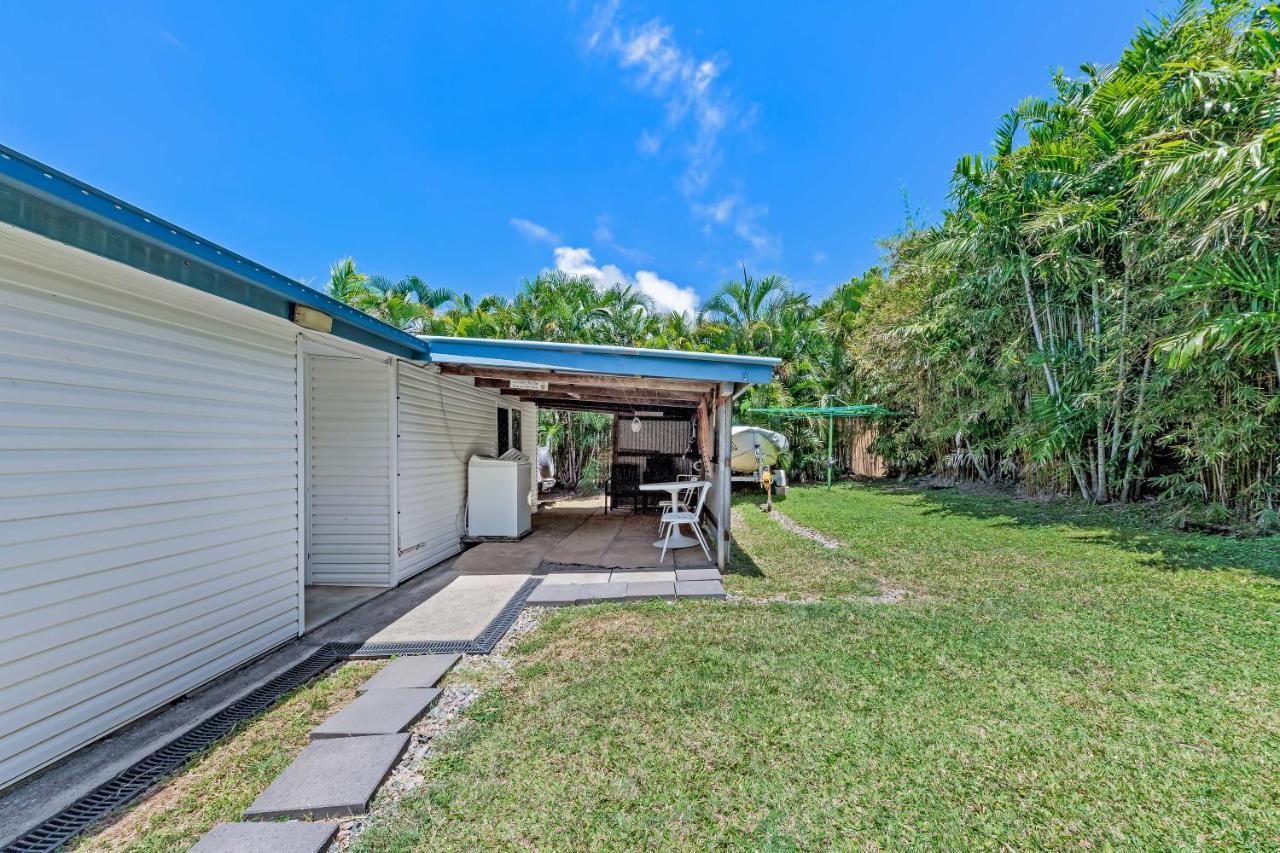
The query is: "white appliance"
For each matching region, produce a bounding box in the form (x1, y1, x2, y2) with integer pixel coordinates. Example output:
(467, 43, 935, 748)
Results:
(467, 450, 532, 538)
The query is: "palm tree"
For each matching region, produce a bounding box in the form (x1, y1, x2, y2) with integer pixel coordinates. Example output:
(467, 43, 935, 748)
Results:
(326, 257, 368, 304)
(355, 274, 454, 334)
(700, 270, 804, 355)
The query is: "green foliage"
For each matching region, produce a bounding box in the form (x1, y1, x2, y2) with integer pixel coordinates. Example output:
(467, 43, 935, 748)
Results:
(853, 0, 1280, 526)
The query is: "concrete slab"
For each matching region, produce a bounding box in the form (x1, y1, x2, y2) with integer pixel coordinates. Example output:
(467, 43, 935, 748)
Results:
(575, 582, 628, 604)
(244, 734, 408, 820)
(357, 654, 459, 693)
(192, 821, 338, 853)
(625, 581, 676, 601)
(364, 574, 529, 643)
(676, 580, 727, 599)
(311, 688, 440, 739)
(611, 570, 676, 583)
(543, 515, 622, 565)
(676, 568, 722, 582)
(541, 572, 611, 585)
(304, 586, 386, 633)
(526, 583, 582, 607)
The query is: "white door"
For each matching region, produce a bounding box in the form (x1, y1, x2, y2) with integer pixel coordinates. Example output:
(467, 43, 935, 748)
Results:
(304, 353, 393, 586)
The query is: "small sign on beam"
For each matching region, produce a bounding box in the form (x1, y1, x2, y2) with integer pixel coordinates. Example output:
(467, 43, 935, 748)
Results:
(508, 378, 549, 391)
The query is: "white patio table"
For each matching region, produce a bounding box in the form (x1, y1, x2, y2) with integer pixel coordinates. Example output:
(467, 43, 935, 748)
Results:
(638, 480, 709, 548)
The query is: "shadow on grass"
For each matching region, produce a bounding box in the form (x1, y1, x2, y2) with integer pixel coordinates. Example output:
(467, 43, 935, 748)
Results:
(723, 532, 765, 580)
(883, 481, 1280, 581)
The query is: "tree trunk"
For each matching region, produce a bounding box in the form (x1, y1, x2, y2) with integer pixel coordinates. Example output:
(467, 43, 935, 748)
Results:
(1120, 351, 1153, 502)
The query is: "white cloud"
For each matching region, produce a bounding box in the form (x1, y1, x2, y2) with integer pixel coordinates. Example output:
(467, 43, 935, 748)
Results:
(636, 129, 662, 155)
(813, 251, 828, 265)
(592, 214, 649, 262)
(583, 1, 778, 258)
(509, 217, 561, 244)
(552, 245, 697, 315)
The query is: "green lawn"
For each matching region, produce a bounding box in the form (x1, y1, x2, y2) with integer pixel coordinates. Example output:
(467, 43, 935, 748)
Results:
(353, 482, 1280, 849)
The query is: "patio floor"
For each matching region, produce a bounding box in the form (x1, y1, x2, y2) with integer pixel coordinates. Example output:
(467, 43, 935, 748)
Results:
(452, 495, 716, 575)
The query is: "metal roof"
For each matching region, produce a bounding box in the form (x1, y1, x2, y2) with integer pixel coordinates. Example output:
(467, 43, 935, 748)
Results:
(0, 145, 428, 360)
(422, 336, 779, 385)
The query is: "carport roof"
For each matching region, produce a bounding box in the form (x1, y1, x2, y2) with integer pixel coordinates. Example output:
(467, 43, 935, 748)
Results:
(423, 336, 778, 385)
(424, 336, 778, 415)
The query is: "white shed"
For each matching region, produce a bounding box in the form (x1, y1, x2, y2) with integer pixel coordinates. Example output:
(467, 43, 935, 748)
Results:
(0, 146, 533, 789)
(0, 144, 772, 795)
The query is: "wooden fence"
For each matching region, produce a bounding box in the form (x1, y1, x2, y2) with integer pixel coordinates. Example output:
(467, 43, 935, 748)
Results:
(836, 419, 887, 478)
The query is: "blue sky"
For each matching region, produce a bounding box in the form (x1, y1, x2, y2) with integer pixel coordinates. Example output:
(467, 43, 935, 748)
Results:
(1, 1, 1164, 311)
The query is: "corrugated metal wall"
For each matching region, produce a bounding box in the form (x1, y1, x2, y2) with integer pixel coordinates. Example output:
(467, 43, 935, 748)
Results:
(0, 226, 302, 789)
(305, 354, 392, 586)
(394, 364, 536, 581)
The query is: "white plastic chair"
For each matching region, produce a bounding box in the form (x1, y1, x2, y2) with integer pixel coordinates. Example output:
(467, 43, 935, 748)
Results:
(659, 475, 700, 514)
(659, 481, 712, 564)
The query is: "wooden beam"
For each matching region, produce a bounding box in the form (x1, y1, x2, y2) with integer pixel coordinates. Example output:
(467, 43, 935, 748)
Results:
(497, 388, 704, 404)
(440, 364, 715, 394)
(479, 376, 703, 401)
(516, 399, 696, 416)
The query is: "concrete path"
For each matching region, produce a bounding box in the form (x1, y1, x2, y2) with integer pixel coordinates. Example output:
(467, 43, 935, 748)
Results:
(527, 568, 725, 606)
(364, 574, 530, 643)
(192, 821, 337, 852)
(358, 654, 459, 692)
(243, 734, 409, 820)
(311, 688, 441, 739)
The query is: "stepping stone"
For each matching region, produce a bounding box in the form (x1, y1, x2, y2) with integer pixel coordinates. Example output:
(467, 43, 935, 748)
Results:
(311, 688, 440, 739)
(526, 582, 582, 607)
(625, 581, 676, 601)
(358, 654, 459, 693)
(244, 734, 408, 820)
(192, 821, 338, 853)
(676, 568, 721, 582)
(576, 582, 627, 604)
(611, 570, 676, 583)
(676, 579, 727, 600)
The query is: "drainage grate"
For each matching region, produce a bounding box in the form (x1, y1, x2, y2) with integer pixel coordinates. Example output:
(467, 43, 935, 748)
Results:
(4, 577, 540, 853)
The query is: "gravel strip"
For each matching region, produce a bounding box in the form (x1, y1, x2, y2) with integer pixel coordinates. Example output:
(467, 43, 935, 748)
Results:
(767, 510, 840, 549)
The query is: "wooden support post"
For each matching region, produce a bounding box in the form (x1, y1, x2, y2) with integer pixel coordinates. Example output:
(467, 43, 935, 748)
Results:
(715, 383, 733, 570)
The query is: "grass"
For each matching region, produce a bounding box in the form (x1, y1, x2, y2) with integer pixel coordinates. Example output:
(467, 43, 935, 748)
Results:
(74, 660, 381, 852)
(354, 483, 1280, 850)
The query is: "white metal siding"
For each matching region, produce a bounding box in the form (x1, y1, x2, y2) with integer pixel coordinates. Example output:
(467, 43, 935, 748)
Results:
(305, 354, 393, 586)
(0, 226, 301, 789)
(395, 364, 506, 581)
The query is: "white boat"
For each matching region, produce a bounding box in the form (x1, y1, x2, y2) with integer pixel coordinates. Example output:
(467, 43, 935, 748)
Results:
(729, 425, 789, 474)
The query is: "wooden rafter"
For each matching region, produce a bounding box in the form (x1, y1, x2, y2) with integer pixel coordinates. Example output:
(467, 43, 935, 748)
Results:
(440, 364, 715, 395)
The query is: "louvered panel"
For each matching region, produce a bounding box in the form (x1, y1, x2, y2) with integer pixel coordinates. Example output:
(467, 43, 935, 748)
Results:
(304, 353, 392, 586)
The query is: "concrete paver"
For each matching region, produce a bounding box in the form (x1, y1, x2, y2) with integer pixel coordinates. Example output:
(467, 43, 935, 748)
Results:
(610, 570, 676, 583)
(675, 568, 722, 582)
(311, 689, 440, 739)
(625, 581, 677, 601)
(675, 580, 727, 599)
(541, 572, 611, 585)
(357, 655, 459, 693)
(244, 734, 408, 820)
(526, 583, 583, 607)
(575, 582, 628, 604)
(192, 821, 338, 853)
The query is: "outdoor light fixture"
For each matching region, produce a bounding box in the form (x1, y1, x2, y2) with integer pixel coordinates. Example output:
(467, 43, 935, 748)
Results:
(290, 304, 333, 333)
(630, 415, 642, 433)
